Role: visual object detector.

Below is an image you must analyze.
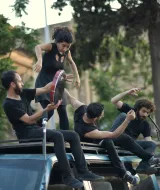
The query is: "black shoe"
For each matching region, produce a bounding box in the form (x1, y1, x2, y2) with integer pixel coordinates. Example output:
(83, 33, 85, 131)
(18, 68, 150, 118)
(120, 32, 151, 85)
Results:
(136, 161, 157, 175)
(148, 156, 160, 166)
(62, 175, 84, 188)
(78, 170, 105, 181)
(123, 171, 140, 186)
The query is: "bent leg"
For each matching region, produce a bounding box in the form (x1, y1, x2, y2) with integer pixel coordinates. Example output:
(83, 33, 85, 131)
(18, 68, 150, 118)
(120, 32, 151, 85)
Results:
(28, 128, 71, 177)
(110, 113, 127, 132)
(113, 134, 152, 161)
(59, 130, 87, 172)
(100, 138, 126, 178)
(136, 140, 157, 155)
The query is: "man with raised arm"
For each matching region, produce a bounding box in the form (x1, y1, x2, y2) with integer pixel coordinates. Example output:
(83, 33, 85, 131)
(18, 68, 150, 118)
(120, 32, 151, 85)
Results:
(64, 89, 160, 181)
(1, 70, 104, 189)
(111, 88, 158, 174)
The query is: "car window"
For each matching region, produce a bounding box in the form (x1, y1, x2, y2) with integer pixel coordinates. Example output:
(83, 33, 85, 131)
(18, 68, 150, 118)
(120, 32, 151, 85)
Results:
(0, 159, 44, 190)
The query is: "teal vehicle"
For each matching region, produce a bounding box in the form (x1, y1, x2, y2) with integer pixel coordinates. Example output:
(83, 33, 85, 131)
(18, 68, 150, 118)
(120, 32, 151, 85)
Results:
(0, 140, 159, 190)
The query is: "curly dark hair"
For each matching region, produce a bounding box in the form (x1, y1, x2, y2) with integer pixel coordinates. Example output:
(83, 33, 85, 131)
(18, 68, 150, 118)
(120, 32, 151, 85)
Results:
(86, 102, 104, 119)
(134, 98, 156, 113)
(52, 26, 75, 43)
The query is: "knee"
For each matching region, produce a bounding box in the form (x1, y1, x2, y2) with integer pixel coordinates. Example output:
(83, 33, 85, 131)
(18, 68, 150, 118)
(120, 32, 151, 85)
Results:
(118, 113, 127, 120)
(69, 131, 80, 141)
(117, 134, 134, 143)
(47, 130, 63, 142)
(101, 138, 114, 147)
(58, 105, 67, 114)
(148, 141, 157, 149)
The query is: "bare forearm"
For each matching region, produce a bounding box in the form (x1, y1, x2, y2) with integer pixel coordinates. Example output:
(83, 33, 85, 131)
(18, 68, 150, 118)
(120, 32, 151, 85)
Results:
(111, 118, 130, 138)
(35, 45, 43, 61)
(111, 90, 129, 104)
(64, 89, 83, 109)
(29, 108, 47, 124)
(43, 82, 52, 93)
(36, 82, 52, 96)
(69, 62, 80, 80)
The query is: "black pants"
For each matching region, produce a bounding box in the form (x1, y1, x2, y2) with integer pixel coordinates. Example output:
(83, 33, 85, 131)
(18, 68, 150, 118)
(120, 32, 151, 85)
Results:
(111, 113, 152, 161)
(100, 139, 126, 178)
(24, 128, 87, 177)
(40, 100, 69, 130)
(111, 113, 153, 175)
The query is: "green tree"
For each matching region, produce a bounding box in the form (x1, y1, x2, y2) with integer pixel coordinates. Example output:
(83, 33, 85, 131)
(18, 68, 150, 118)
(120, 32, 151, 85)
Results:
(13, 0, 160, 125)
(0, 14, 39, 139)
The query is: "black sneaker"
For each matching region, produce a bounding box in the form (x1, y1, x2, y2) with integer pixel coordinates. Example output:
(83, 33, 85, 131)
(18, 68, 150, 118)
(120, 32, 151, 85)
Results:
(62, 175, 84, 188)
(123, 171, 140, 186)
(136, 161, 157, 175)
(77, 170, 105, 181)
(148, 156, 160, 166)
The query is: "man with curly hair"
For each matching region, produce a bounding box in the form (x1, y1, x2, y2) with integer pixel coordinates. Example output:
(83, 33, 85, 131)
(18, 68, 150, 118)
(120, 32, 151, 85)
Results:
(111, 88, 158, 174)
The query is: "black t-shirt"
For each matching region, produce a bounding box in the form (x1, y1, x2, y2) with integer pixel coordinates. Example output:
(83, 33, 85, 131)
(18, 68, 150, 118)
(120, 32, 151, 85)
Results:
(3, 89, 38, 138)
(118, 103, 151, 139)
(74, 105, 100, 143)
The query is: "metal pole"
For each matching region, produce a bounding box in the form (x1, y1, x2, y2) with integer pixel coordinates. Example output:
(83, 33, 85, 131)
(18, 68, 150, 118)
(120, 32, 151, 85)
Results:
(148, 115, 160, 140)
(42, 118, 48, 190)
(43, 0, 55, 129)
(43, 0, 50, 43)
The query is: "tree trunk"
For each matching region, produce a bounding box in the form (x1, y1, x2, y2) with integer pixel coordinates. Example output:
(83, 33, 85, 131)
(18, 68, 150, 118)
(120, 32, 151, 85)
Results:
(148, 21, 160, 127)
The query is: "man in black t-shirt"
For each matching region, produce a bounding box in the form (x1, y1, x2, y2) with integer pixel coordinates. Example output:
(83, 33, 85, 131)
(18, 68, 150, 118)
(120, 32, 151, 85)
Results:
(111, 88, 157, 174)
(64, 89, 160, 185)
(1, 70, 104, 189)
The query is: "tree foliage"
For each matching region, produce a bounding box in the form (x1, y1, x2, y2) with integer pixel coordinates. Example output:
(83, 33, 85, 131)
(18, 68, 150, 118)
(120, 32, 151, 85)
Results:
(0, 14, 39, 139)
(12, 0, 160, 125)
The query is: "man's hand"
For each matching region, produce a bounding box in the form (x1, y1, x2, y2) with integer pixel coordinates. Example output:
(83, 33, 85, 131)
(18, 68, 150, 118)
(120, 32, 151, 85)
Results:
(45, 100, 62, 111)
(126, 110, 136, 121)
(127, 88, 141, 96)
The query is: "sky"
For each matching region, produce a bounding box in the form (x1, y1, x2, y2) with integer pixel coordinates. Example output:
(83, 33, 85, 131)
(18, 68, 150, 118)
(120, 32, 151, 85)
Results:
(0, 0, 120, 29)
(0, 0, 74, 29)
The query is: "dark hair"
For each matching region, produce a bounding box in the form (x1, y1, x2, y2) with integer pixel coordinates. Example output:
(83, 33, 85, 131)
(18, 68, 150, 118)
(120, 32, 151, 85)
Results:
(86, 103, 104, 119)
(52, 26, 75, 43)
(1, 70, 17, 90)
(134, 98, 156, 113)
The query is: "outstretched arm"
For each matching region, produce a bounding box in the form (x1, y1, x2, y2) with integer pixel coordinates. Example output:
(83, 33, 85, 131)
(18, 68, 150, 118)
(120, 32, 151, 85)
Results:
(34, 43, 52, 72)
(36, 82, 52, 96)
(85, 110, 135, 139)
(67, 50, 80, 89)
(111, 88, 141, 109)
(64, 89, 84, 110)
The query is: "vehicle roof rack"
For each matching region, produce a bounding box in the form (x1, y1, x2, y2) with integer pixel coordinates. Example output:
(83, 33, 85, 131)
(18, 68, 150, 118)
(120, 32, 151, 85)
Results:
(0, 139, 133, 156)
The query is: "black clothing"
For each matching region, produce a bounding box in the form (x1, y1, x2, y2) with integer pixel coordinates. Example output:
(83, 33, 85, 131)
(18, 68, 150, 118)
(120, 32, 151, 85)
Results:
(111, 113, 152, 160)
(74, 105, 127, 177)
(40, 100, 69, 130)
(74, 105, 100, 143)
(35, 43, 69, 130)
(118, 103, 151, 139)
(26, 128, 87, 177)
(3, 89, 87, 176)
(35, 43, 68, 104)
(3, 89, 38, 138)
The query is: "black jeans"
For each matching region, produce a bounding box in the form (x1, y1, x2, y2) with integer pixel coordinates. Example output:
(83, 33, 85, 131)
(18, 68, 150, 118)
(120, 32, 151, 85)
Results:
(40, 100, 69, 130)
(25, 128, 87, 177)
(100, 138, 127, 178)
(111, 113, 153, 161)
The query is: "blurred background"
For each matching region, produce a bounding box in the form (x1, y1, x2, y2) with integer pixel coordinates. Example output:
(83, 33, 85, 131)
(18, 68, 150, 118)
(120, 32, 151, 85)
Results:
(0, 0, 160, 148)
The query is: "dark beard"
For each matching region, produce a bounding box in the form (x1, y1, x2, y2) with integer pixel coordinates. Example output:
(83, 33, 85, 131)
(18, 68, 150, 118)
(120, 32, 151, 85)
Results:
(136, 112, 146, 120)
(14, 85, 22, 95)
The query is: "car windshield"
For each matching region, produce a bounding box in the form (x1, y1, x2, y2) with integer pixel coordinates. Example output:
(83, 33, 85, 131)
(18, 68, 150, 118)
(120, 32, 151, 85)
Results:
(0, 159, 44, 190)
